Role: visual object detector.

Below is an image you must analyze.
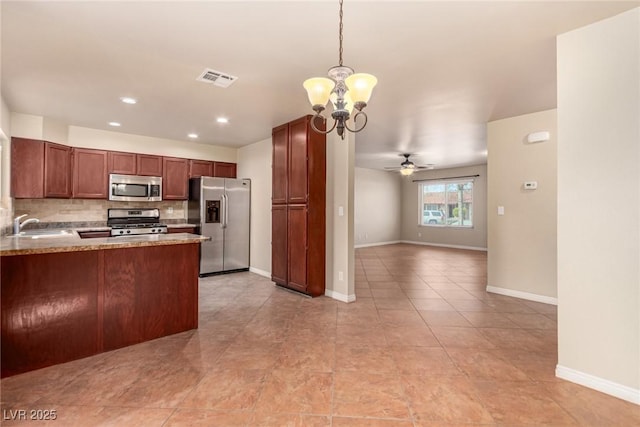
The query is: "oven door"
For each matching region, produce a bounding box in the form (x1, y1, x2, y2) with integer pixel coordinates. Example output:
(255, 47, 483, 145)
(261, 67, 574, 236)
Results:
(109, 174, 162, 202)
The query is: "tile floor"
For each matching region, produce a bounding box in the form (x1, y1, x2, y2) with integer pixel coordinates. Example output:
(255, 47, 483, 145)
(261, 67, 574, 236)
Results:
(2, 243, 639, 426)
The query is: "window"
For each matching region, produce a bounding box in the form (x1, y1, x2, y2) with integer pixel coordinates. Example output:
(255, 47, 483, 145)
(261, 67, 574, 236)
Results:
(419, 179, 474, 227)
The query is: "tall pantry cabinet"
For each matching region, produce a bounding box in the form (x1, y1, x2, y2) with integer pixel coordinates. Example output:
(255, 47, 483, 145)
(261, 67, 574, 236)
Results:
(271, 115, 326, 297)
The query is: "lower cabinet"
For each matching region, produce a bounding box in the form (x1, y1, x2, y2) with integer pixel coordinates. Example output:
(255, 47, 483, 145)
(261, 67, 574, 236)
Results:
(1, 243, 199, 377)
(271, 204, 324, 297)
(287, 205, 308, 292)
(271, 205, 288, 286)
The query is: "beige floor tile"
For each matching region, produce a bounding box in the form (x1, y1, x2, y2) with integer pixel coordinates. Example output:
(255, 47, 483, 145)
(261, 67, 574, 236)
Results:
(164, 409, 252, 426)
(389, 346, 461, 376)
(418, 310, 473, 327)
(402, 376, 494, 424)
(254, 369, 332, 415)
(179, 369, 266, 410)
(333, 371, 411, 419)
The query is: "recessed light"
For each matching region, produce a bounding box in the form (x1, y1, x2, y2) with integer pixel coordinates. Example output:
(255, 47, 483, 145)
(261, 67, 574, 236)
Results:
(120, 97, 137, 104)
(108, 122, 121, 127)
(188, 133, 198, 139)
(216, 117, 229, 124)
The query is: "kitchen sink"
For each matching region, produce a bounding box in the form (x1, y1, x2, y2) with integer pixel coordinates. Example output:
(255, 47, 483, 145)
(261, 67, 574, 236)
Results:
(16, 229, 76, 239)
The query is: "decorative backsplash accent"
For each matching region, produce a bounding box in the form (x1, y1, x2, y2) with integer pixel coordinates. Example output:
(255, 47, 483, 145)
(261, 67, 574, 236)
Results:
(13, 199, 187, 224)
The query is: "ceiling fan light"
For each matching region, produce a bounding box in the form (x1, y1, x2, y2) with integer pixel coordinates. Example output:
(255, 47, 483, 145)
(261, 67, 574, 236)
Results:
(400, 167, 414, 176)
(345, 73, 377, 104)
(303, 77, 335, 108)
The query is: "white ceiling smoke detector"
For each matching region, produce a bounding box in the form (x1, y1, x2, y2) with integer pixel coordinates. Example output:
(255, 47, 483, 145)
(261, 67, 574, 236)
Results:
(196, 68, 238, 88)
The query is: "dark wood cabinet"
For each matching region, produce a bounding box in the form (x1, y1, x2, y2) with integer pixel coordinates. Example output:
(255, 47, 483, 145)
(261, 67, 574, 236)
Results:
(287, 205, 308, 292)
(11, 138, 45, 198)
(213, 161, 237, 178)
(272, 124, 288, 204)
(288, 118, 309, 204)
(271, 116, 326, 297)
(108, 152, 162, 176)
(1, 243, 199, 377)
(137, 154, 163, 176)
(108, 151, 137, 175)
(189, 159, 214, 178)
(162, 157, 189, 200)
(44, 142, 72, 198)
(72, 148, 108, 199)
(271, 205, 288, 285)
(167, 226, 196, 234)
(11, 139, 233, 200)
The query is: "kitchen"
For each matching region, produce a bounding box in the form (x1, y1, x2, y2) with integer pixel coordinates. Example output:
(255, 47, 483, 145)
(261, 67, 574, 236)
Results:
(2, 0, 637, 422)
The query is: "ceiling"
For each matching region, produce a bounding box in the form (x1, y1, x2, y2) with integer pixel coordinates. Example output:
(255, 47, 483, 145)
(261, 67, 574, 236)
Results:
(2, 1, 637, 170)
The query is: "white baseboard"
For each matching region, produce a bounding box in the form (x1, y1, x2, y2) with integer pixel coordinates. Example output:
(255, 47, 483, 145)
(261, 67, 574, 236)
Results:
(354, 240, 402, 249)
(486, 285, 557, 305)
(556, 365, 640, 405)
(249, 267, 271, 278)
(325, 289, 356, 303)
(401, 240, 487, 252)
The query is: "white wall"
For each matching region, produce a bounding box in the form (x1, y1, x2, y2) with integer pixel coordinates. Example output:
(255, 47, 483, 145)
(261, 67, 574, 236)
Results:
(10, 113, 237, 162)
(557, 8, 639, 403)
(0, 97, 11, 231)
(354, 167, 401, 247)
(401, 164, 487, 250)
(487, 109, 557, 302)
(237, 137, 272, 277)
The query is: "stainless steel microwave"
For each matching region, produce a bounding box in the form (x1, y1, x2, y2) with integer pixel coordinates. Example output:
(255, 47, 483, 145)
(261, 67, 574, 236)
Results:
(109, 174, 162, 202)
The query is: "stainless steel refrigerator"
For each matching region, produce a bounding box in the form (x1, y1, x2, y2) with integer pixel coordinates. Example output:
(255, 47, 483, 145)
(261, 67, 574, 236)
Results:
(188, 177, 250, 276)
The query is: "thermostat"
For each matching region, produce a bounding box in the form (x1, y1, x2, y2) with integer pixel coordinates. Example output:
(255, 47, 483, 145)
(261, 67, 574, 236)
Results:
(523, 181, 538, 190)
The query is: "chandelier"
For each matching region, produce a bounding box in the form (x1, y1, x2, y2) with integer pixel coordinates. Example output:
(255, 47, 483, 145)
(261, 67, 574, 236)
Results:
(303, 0, 377, 140)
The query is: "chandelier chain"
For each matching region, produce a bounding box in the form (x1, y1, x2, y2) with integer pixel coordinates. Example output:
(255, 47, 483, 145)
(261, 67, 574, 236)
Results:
(338, 0, 343, 66)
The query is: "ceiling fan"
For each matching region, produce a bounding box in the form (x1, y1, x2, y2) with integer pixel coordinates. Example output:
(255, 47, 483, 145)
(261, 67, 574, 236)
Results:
(384, 154, 434, 176)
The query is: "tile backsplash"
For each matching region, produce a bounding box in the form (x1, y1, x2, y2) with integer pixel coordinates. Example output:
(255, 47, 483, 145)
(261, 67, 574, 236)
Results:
(13, 199, 187, 224)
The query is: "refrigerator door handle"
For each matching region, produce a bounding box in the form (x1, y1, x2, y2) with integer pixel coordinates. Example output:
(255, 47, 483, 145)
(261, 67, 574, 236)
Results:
(224, 193, 229, 228)
(221, 194, 228, 229)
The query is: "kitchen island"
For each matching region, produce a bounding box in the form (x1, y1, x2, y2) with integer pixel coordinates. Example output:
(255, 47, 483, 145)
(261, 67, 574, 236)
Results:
(1, 233, 207, 377)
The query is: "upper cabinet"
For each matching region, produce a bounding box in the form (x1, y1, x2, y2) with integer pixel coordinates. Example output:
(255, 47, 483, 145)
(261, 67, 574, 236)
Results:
(213, 161, 237, 178)
(11, 138, 235, 200)
(44, 142, 72, 198)
(108, 151, 137, 175)
(163, 157, 189, 200)
(271, 124, 288, 205)
(189, 160, 213, 178)
(137, 154, 163, 177)
(108, 152, 162, 176)
(11, 138, 45, 198)
(287, 117, 310, 204)
(73, 148, 108, 199)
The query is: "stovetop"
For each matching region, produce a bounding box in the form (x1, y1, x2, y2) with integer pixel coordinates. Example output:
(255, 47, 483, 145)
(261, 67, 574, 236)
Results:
(107, 208, 168, 236)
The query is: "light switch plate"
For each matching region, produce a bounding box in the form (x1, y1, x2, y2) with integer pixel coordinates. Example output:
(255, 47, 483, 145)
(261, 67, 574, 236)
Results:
(497, 206, 505, 215)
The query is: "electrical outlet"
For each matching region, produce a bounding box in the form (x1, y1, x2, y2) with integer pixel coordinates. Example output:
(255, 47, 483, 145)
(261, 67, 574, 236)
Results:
(338, 271, 344, 281)
(167, 207, 174, 214)
(365, 233, 368, 239)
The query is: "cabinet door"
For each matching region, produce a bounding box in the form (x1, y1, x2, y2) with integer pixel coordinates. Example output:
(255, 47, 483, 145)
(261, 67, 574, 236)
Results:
(11, 138, 44, 198)
(271, 204, 288, 286)
(108, 151, 137, 175)
(271, 124, 288, 204)
(44, 142, 72, 198)
(287, 205, 308, 292)
(162, 157, 189, 200)
(213, 162, 237, 178)
(73, 148, 108, 199)
(137, 154, 163, 176)
(189, 159, 213, 178)
(287, 118, 308, 204)
(167, 226, 196, 234)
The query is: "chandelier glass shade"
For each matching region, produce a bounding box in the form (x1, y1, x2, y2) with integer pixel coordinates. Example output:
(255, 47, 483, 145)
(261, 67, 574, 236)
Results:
(303, 0, 377, 139)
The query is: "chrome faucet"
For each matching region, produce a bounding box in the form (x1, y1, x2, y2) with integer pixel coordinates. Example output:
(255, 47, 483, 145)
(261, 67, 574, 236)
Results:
(13, 214, 40, 235)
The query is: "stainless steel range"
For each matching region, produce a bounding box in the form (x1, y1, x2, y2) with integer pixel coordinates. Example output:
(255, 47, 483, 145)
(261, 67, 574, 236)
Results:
(107, 208, 168, 237)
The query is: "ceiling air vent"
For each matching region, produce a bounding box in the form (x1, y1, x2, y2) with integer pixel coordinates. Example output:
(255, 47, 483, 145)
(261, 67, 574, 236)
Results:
(196, 68, 238, 88)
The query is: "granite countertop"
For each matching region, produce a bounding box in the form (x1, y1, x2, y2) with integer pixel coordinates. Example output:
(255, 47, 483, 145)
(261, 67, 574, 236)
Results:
(0, 232, 209, 256)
